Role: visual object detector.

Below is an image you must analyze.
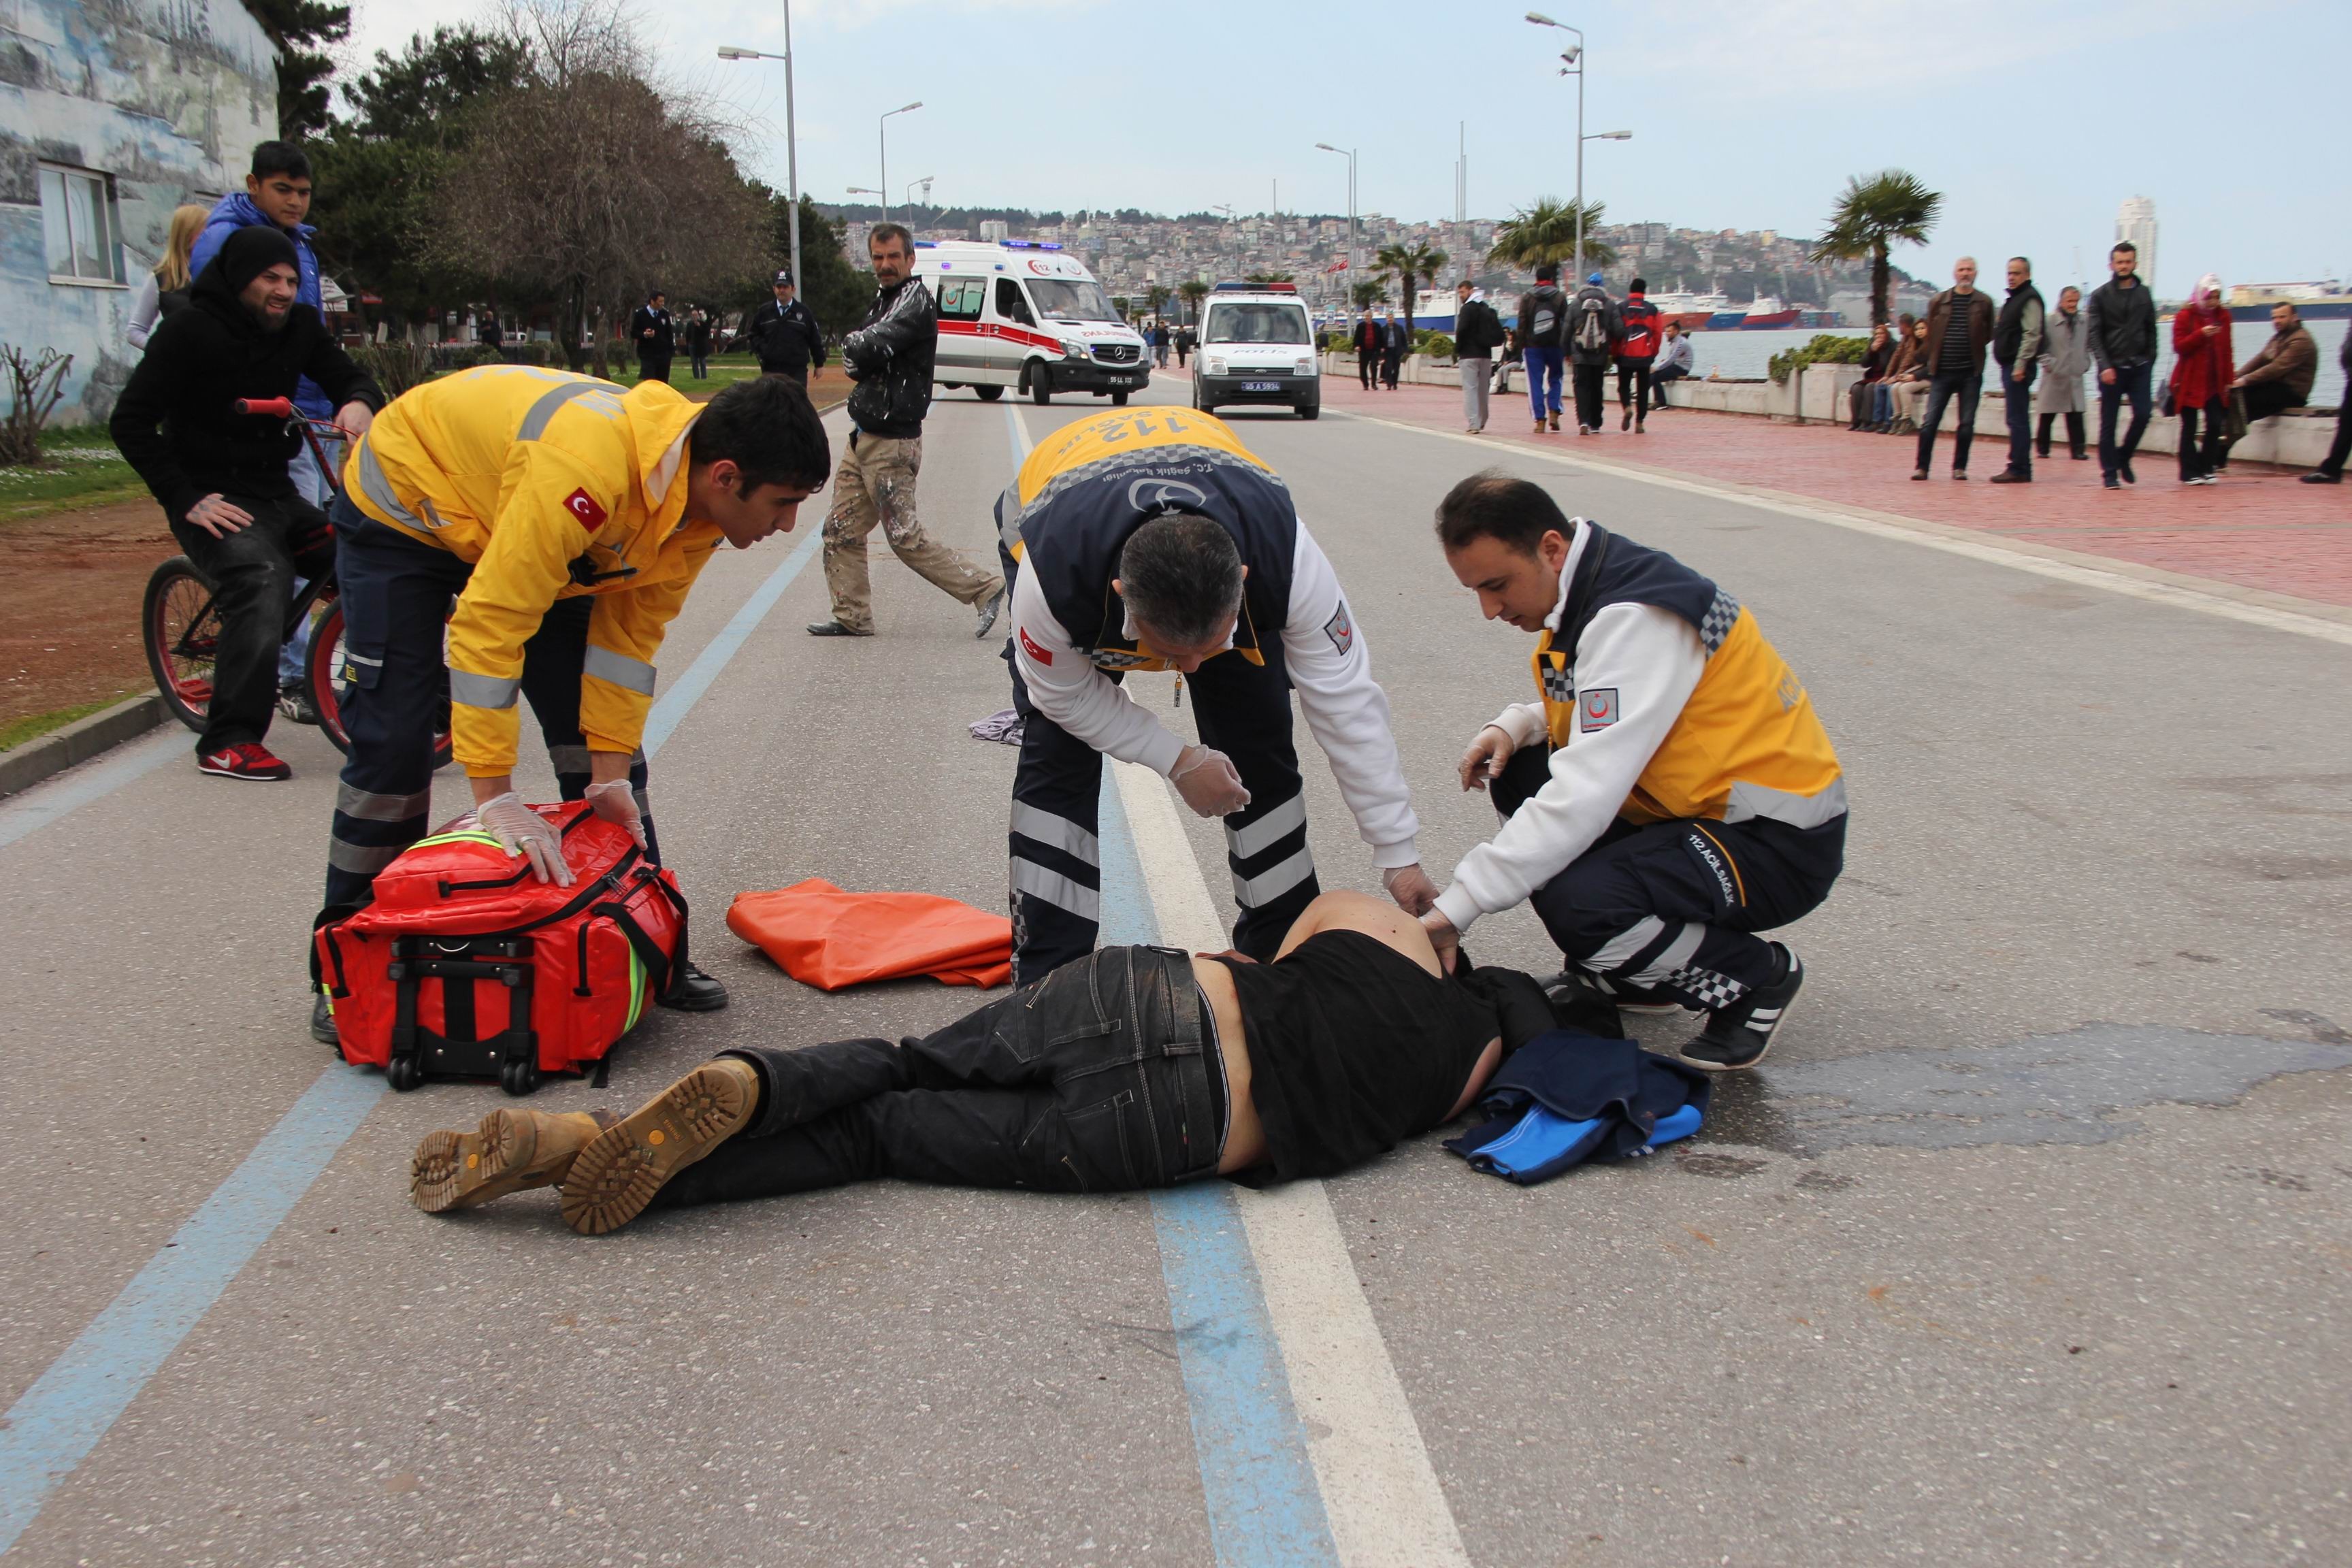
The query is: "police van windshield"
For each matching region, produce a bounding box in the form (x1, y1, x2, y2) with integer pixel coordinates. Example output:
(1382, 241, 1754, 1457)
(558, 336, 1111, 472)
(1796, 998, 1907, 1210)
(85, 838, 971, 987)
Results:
(1205, 302, 1310, 345)
(1026, 279, 1122, 323)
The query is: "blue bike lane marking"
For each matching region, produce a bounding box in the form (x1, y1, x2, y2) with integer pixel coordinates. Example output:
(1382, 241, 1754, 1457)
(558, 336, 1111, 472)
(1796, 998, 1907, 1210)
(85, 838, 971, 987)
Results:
(0, 513, 830, 1557)
(1007, 402, 1338, 1567)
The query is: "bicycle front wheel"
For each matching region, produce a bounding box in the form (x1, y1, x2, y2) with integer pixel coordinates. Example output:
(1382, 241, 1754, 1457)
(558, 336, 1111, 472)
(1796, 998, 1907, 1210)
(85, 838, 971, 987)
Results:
(308, 601, 453, 770)
(143, 556, 218, 735)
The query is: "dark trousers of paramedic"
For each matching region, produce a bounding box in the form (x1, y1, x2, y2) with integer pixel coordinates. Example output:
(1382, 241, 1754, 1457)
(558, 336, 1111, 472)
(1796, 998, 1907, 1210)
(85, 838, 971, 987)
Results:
(655, 946, 1222, 1207)
(319, 493, 653, 921)
(1004, 641, 1318, 985)
(1492, 747, 1844, 1007)
(169, 494, 333, 755)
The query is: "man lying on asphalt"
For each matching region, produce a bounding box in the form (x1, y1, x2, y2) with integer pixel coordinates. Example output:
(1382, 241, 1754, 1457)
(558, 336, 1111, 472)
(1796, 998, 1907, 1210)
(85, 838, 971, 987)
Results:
(997, 407, 1437, 983)
(410, 892, 1542, 1234)
(1424, 472, 1847, 1072)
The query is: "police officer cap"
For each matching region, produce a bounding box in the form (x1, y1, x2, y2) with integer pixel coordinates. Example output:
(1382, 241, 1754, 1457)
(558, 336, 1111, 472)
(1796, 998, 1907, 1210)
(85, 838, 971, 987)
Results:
(773, 270, 794, 287)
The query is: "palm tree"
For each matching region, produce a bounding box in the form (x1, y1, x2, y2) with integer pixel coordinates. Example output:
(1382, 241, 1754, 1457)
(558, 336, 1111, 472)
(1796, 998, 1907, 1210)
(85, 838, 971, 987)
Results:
(1809, 169, 1942, 327)
(1144, 282, 1170, 322)
(1375, 241, 1448, 333)
(1177, 278, 1210, 324)
(1486, 197, 1614, 274)
(1349, 278, 1388, 312)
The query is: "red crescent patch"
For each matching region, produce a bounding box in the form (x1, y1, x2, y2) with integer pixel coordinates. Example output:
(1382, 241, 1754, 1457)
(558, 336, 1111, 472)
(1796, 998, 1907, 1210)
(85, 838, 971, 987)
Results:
(1018, 627, 1053, 666)
(564, 487, 608, 529)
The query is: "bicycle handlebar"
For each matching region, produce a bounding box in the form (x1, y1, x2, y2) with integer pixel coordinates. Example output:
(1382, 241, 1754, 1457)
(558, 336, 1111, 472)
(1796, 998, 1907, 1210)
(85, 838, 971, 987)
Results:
(233, 396, 297, 419)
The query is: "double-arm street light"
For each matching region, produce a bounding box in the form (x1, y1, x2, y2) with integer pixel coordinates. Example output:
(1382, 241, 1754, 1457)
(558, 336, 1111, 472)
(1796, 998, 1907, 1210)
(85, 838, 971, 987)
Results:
(879, 101, 921, 229)
(717, 31, 801, 298)
(1526, 14, 1632, 280)
(1313, 142, 1356, 306)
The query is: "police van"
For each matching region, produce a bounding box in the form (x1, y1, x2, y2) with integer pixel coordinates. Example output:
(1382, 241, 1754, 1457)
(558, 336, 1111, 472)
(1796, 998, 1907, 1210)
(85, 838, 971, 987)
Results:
(1190, 282, 1320, 420)
(913, 240, 1151, 406)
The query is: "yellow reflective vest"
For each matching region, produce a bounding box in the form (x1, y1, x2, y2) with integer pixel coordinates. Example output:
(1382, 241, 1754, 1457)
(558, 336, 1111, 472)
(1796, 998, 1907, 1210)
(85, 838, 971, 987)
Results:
(342, 367, 717, 777)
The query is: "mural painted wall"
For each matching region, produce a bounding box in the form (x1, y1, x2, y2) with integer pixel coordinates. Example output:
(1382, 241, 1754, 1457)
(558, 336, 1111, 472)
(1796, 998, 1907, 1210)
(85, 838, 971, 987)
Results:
(1, 0, 277, 424)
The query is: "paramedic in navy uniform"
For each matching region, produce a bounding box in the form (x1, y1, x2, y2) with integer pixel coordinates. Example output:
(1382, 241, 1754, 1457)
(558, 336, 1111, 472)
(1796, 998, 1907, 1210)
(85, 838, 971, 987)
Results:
(998, 407, 1435, 982)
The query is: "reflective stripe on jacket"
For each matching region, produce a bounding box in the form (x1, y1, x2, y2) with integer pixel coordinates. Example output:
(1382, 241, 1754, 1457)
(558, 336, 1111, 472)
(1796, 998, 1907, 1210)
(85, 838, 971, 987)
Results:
(340, 366, 718, 777)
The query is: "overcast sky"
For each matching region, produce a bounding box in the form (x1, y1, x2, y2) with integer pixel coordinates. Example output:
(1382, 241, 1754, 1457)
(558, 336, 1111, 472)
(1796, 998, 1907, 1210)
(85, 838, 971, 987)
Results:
(346, 0, 2351, 300)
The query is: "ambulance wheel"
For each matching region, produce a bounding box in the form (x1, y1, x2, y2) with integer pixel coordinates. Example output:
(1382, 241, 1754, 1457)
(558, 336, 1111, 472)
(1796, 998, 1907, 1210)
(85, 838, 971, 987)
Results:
(1111, 391, 1130, 406)
(941, 382, 961, 390)
(385, 1055, 423, 1093)
(500, 1057, 541, 1097)
(1028, 365, 1052, 405)
(975, 385, 1004, 402)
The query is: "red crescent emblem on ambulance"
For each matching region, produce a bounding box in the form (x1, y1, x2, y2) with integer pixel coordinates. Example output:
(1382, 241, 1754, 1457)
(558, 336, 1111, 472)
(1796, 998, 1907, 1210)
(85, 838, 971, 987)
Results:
(564, 487, 608, 529)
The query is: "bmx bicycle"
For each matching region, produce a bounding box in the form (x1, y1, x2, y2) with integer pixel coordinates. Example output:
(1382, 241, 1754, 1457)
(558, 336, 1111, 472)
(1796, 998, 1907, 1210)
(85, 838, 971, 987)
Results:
(140, 396, 451, 768)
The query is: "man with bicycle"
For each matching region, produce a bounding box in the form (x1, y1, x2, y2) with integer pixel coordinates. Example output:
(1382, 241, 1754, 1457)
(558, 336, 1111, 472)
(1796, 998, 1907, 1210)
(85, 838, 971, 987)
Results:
(111, 225, 380, 781)
(311, 365, 832, 1044)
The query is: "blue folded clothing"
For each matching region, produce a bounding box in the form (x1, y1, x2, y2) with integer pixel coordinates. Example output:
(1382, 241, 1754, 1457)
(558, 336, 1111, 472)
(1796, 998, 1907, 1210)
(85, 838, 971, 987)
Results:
(1443, 1029, 1712, 1186)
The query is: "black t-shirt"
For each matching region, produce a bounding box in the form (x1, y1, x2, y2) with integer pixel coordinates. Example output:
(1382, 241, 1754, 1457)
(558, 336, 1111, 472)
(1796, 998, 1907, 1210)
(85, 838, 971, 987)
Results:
(1209, 930, 1501, 1183)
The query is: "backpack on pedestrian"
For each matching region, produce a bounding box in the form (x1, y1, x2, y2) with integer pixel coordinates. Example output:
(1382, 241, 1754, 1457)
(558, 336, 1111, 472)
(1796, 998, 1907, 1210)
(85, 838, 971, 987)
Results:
(1619, 301, 1660, 360)
(1574, 295, 1612, 355)
(314, 802, 689, 1095)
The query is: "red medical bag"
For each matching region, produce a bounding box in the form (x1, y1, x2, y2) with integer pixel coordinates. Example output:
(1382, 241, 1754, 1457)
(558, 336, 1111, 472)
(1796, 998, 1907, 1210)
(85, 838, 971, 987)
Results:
(314, 802, 687, 1094)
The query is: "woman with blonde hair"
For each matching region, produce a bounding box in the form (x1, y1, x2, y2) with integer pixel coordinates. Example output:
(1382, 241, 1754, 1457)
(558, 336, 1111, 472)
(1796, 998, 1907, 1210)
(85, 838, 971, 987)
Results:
(126, 203, 209, 351)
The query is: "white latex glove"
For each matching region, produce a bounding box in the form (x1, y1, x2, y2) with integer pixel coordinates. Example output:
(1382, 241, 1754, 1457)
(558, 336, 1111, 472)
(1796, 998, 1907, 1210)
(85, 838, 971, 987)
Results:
(1170, 744, 1252, 818)
(476, 791, 573, 887)
(1382, 863, 1441, 917)
(1418, 907, 1462, 974)
(1458, 723, 1517, 792)
(581, 778, 647, 848)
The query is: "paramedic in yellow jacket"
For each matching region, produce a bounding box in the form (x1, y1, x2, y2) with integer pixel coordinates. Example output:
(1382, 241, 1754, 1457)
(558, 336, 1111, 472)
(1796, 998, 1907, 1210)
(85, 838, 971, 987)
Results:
(1423, 473, 1846, 1073)
(311, 368, 830, 1045)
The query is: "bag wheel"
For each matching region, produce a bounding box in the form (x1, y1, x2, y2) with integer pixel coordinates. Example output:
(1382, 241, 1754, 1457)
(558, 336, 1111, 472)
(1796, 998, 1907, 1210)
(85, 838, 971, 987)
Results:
(385, 1054, 423, 1092)
(500, 1057, 541, 1097)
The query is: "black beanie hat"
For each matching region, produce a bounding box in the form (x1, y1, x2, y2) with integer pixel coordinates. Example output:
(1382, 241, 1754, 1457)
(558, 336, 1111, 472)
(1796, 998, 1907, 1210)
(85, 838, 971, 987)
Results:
(216, 225, 301, 296)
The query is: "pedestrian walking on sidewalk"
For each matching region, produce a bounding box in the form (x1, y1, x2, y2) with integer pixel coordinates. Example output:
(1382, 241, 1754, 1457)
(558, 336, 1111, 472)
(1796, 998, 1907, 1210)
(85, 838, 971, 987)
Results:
(632, 290, 674, 385)
(2170, 276, 2234, 485)
(2036, 287, 2090, 460)
(1380, 310, 1407, 390)
(1453, 280, 1505, 434)
(2087, 241, 2158, 489)
(1616, 279, 1662, 432)
(809, 223, 1006, 640)
(1989, 257, 2046, 483)
(1567, 272, 1620, 434)
(1912, 257, 1995, 480)
(2302, 329, 2352, 484)
(1518, 264, 1569, 431)
(1354, 310, 1382, 391)
(2230, 301, 2317, 430)
(1650, 321, 1694, 408)
(683, 307, 712, 381)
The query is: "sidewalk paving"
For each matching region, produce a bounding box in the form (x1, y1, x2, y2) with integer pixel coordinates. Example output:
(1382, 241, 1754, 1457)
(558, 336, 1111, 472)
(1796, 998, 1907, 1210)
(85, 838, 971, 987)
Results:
(1298, 370, 2352, 610)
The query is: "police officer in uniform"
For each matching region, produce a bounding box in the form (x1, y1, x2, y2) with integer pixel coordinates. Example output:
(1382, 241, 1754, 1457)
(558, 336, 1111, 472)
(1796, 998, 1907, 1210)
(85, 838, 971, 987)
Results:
(999, 408, 1437, 983)
(310, 368, 832, 1043)
(1426, 472, 1846, 1071)
(747, 270, 826, 387)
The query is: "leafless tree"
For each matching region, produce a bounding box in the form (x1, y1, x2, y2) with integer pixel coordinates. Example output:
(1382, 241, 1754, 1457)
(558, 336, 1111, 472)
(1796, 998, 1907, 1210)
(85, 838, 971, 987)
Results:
(432, 0, 770, 376)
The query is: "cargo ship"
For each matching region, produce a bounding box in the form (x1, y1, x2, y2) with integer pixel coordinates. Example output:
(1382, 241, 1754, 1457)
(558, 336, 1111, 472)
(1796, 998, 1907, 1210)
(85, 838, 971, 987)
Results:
(2223, 280, 2350, 323)
(1735, 295, 1801, 330)
(1647, 289, 1728, 331)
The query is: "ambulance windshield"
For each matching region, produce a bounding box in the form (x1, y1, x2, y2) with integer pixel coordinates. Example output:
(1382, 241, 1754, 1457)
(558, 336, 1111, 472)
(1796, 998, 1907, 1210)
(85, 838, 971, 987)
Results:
(1027, 279, 1122, 323)
(1204, 302, 1311, 345)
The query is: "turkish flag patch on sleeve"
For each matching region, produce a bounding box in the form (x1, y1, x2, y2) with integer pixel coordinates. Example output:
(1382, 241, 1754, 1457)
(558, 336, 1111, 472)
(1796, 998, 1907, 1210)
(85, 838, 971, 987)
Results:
(563, 487, 608, 529)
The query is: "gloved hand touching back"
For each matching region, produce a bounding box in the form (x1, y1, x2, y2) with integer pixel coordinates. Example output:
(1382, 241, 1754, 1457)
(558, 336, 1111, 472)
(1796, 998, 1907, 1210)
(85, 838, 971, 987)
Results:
(1171, 745, 1252, 818)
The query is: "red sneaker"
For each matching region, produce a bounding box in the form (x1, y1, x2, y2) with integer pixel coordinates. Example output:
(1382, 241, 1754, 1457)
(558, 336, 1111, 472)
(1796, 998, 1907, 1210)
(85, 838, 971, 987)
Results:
(197, 742, 292, 781)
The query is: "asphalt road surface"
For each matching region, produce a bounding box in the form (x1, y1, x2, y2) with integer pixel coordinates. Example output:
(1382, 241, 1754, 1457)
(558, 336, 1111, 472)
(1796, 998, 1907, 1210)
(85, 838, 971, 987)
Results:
(2, 370, 2348, 1567)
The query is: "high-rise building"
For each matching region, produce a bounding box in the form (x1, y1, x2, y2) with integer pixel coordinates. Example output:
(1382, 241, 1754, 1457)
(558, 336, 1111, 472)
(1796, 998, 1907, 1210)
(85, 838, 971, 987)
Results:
(979, 219, 1010, 244)
(2116, 197, 2157, 291)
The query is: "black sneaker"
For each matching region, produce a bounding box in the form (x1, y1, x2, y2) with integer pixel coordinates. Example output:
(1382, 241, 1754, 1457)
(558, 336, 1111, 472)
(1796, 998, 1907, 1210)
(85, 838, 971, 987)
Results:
(1544, 968, 1686, 1017)
(657, 960, 730, 1012)
(804, 621, 872, 638)
(278, 683, 321, 726)
(1678, 945, 1803, 1072)
(2302, 471, 2342, 485)
(2119, 458, 2136, 485)
(310, 990, 340, 1049)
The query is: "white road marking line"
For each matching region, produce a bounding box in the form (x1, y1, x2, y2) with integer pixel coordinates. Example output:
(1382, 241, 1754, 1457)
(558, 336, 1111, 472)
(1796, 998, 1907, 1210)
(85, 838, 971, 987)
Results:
(1335, 408, 2352, 649)
(1113, 759, 1472, 1568)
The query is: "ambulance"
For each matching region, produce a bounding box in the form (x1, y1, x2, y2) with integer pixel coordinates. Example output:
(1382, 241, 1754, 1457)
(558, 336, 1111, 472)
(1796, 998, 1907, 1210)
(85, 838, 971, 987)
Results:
(913, 240, 1151, 406)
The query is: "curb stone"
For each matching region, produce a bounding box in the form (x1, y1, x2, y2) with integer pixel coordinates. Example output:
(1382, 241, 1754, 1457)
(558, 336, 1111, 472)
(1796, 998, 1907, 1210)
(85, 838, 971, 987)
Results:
(0, 692, 169, 799)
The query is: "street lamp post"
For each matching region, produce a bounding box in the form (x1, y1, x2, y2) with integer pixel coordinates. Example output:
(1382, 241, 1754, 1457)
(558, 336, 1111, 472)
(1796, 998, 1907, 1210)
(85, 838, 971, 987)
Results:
(1527, 14, 1632, 281)
(1313, 142, 1355, 308)
(717, 27, 802, 295)
(879, 101, 921, 229)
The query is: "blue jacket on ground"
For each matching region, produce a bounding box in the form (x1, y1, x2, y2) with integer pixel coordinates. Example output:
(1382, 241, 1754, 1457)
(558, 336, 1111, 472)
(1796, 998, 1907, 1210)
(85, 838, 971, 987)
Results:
(1444, 1029, 1711, 1184)
(191, 193, 329, 418)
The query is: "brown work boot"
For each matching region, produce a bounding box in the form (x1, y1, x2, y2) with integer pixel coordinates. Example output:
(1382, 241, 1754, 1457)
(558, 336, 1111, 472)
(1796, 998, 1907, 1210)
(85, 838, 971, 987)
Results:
(411, 1107, 619, 1214)
(560, 1058, 762, 1236)
(1547, 410, 1561, 432)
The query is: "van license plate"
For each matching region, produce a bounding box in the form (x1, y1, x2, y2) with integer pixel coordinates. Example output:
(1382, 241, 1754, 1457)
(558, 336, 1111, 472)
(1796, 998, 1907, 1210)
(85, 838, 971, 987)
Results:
(1241, 381, 1281, 392)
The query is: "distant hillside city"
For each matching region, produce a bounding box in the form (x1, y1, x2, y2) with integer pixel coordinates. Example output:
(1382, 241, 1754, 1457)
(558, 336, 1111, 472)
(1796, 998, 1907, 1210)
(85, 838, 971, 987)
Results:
(817, 203, 1936, 324)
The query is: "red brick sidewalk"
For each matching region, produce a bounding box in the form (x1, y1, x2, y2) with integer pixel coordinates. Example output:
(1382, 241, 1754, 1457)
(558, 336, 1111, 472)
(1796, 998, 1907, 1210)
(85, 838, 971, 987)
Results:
(1307, 372, 2352, 610)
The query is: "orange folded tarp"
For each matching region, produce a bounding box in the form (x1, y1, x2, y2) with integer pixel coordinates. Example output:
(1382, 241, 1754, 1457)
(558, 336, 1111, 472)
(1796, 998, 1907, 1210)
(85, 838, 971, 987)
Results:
(726, 879, 1013, 991)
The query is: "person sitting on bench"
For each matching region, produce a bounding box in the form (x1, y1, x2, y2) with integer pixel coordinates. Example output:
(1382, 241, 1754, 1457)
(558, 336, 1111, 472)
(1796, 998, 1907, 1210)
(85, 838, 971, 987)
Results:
(411, 891, 1532, 1233)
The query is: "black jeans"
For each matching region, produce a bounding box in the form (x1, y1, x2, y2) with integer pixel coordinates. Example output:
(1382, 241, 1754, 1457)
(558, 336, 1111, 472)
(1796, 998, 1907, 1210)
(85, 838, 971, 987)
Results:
(2179, 400, 2230, 480)
(2320, 403, 2352, 479)
(1650, 363, 1688, 407)
(659, 945, 1224, 1207)
(2239, 382, 2304, 427)
(637, 351, 672, 385)
(2000, 361, 2037, 475)
(1571, 361, 1608, 430)
(2037, 411, 2087, 459)
(1492, 747, 1844, 1007)
(1914, 370, 1982, 473)
(1616, 357, 1653, 424)
(2098, 361, 2154, 478)
(168, 495, 333, 754)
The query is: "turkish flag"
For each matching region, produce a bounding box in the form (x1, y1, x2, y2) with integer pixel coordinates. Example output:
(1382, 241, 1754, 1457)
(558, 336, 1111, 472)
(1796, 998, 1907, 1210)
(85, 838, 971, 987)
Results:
(564, 487, 608, 529)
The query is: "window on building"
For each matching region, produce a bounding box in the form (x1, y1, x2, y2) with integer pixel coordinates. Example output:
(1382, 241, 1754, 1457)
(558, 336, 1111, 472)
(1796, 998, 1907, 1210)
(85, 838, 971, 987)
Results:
(38, 164, 125, 285)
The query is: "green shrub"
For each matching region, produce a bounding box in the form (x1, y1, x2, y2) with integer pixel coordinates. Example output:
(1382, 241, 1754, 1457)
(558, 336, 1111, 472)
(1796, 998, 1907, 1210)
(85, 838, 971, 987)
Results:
(1416, 331, 1455, 359)
(351, 340, 436, 399)
(1767, 332, 1869, 385)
